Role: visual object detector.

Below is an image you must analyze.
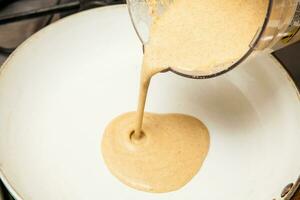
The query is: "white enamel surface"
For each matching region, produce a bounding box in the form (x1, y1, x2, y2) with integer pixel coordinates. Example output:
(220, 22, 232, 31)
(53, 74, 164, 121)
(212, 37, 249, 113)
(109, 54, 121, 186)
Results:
(0, 5, 299, 200)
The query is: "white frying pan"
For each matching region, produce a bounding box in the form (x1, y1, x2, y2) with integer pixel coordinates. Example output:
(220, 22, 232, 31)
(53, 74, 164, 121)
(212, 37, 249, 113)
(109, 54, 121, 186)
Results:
(0, 5, 299, 200)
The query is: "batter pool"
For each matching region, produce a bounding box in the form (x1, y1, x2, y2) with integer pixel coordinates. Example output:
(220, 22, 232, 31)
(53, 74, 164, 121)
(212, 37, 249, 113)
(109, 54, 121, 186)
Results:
(101, 112, 210, 193)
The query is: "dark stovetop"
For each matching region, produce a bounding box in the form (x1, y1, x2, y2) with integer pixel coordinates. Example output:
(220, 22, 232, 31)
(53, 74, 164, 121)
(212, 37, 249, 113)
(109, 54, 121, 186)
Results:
(274, 42, 300, 88)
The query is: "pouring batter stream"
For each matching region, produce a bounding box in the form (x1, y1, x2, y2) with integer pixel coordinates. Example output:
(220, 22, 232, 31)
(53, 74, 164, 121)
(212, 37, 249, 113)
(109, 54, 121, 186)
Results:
(101, 0, 268, 193)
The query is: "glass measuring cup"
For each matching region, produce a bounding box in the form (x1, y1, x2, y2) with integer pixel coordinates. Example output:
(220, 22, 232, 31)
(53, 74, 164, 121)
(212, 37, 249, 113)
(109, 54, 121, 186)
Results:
(127, 0, 300, 79)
